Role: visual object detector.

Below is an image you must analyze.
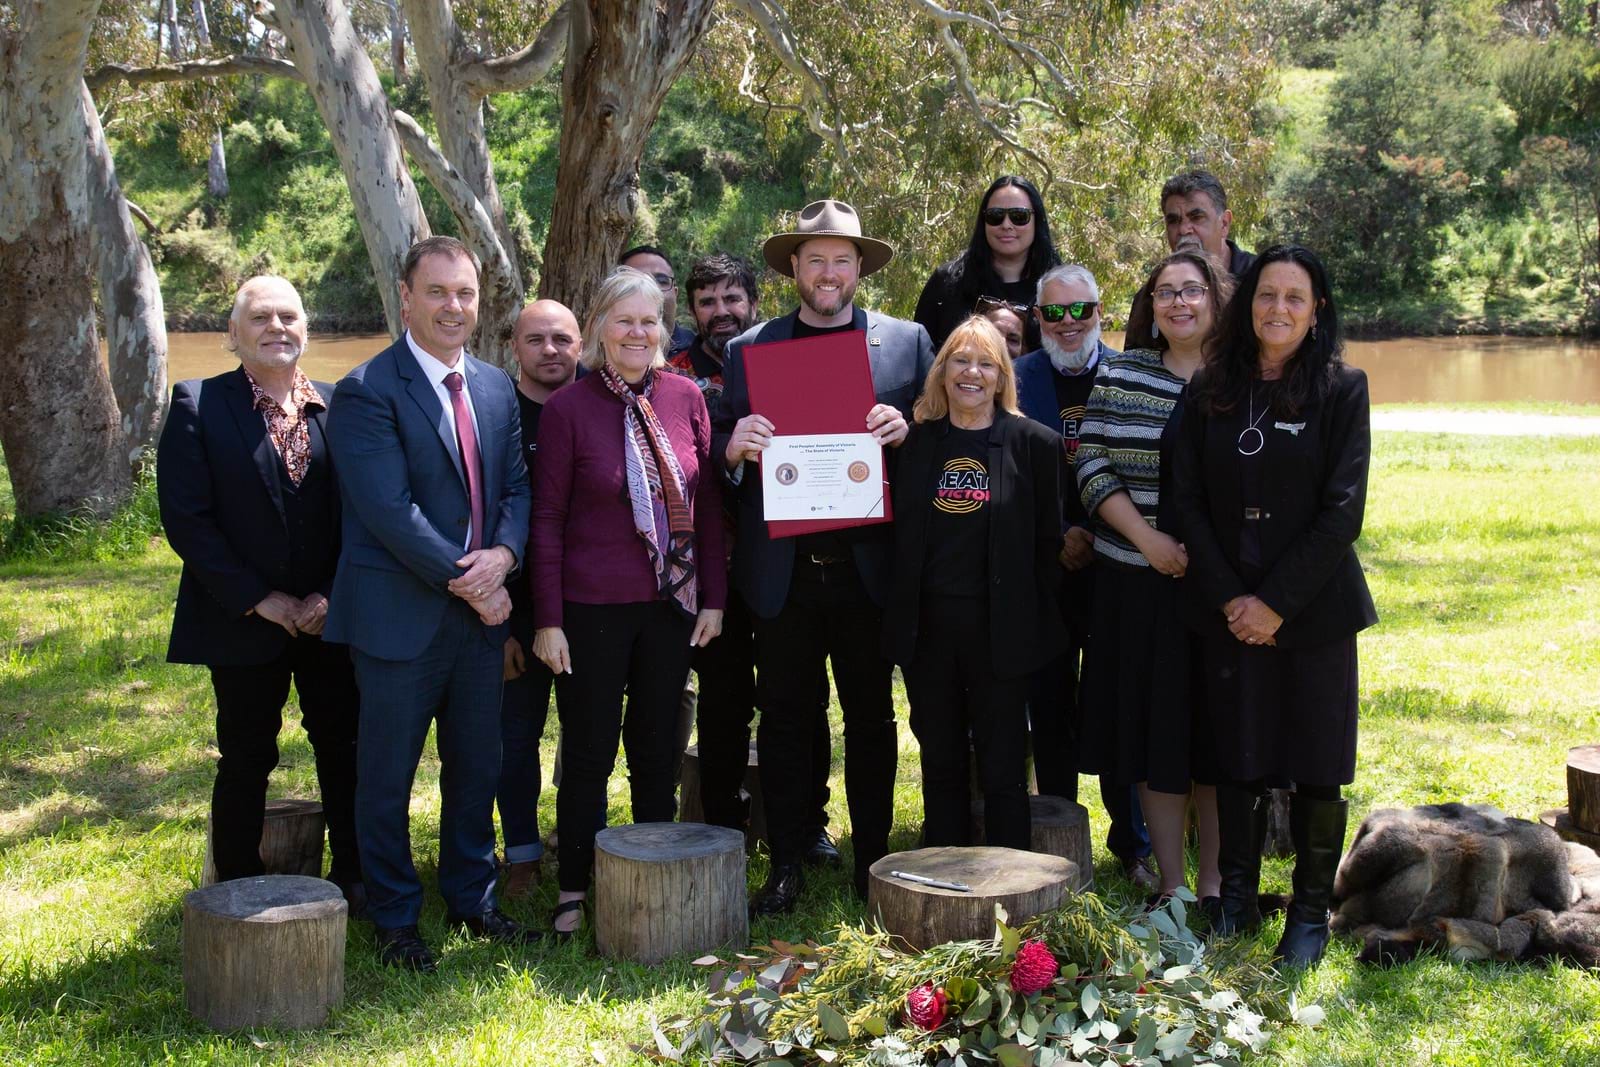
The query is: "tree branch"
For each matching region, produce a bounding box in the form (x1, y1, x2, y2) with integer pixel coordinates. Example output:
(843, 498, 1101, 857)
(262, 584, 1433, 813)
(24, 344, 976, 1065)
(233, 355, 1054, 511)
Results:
(85, 54, 301, 93)
(724, 0, 860, 179)
(460, 2, 571, 97)
(126, 200, 159, 234)
(392, 108, 518, 304)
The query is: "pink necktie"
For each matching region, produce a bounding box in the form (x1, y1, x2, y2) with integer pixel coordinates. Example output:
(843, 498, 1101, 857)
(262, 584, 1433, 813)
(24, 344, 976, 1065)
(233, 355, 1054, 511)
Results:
(443, 371, 484, 552)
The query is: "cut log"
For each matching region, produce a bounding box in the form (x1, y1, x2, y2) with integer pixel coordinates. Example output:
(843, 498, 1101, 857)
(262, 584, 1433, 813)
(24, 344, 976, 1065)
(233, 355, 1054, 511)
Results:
(970, 795, 1094, 891)
(593, 823, 746, 965)
(677, 742, 767, 846)
(1541, 808, 1600, 854)
(868, 846, 1077, 951)
(182, 874, 345, 1031)
(1567, 745, 1600, 834)
(202, 798, 325, 886)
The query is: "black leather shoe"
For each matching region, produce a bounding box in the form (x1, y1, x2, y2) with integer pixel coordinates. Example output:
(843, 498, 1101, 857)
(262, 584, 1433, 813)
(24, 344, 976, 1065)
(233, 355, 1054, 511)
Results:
(802, 828, 843, 868)
(449, 906, 543, 945)
(550, 898, 587, 943)
(375, 924, 437, 972)
(749, 863, 805, 917)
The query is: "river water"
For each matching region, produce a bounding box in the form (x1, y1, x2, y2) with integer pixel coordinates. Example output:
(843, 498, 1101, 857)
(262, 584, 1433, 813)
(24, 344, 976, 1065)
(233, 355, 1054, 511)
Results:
(161, 332, 1600, 405)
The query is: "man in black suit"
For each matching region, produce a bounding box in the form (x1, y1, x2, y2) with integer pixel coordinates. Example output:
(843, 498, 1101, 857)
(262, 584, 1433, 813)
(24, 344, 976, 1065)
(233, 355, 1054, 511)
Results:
(715, 200, 935, 913)
(156, 275, 362, 909)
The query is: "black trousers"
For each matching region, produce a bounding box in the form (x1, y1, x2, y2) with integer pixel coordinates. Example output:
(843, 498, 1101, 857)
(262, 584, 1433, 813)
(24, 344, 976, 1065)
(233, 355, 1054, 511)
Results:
(905, 595, 1031, 850)
(754, 560, 896, 870)
(498, 613, 556, 862)
(694, 590, 832, 832)
(554, 600, 694, 892)
(208, 635, 360, 886)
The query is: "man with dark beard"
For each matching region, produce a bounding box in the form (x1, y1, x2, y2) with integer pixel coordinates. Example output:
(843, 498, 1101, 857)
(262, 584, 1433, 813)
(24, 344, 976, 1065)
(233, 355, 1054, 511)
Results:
(671, 254, 837, 855)
(1013, 264, 1157, 892)
(715, 201, 934, 913)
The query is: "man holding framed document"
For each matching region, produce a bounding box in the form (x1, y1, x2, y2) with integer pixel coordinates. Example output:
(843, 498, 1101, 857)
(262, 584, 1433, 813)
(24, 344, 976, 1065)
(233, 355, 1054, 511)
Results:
(715, 200, 935, 915)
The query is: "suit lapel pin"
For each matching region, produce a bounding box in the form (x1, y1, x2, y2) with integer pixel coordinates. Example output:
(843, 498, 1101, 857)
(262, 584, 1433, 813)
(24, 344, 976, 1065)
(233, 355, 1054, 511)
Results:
(869, 337, 882, 346)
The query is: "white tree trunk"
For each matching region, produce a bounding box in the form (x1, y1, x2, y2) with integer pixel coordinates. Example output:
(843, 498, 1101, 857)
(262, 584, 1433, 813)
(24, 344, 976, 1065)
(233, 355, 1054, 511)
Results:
(84, 83, 169, 460)
(269, 0, 428, 336)
(0, 0, 133, 518)
(401, 0, 522, 366)
(388, 0, 408, 81)
(190, 0, 230, 199)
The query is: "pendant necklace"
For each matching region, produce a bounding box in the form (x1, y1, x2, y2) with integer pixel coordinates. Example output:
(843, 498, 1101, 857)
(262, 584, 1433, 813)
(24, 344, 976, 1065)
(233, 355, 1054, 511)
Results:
(1237, 383, 1269, 456)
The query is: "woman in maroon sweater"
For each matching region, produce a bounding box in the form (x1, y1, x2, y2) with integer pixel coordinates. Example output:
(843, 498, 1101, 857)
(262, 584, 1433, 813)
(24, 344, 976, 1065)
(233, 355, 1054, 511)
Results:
(531, 267, 726, 938)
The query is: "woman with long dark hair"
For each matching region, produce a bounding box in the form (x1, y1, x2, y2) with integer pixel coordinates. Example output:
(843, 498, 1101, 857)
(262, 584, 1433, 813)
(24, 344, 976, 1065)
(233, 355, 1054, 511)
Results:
(914, 176, 1061, 353)
(1075, 249, 1232, 909)
(1173, 245, 1377, 967)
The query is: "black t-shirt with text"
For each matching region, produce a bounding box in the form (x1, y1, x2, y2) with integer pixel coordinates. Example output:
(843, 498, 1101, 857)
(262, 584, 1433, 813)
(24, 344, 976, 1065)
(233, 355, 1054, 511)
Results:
(922, 424, 992, 598)
(1051, 365, 1097, 525)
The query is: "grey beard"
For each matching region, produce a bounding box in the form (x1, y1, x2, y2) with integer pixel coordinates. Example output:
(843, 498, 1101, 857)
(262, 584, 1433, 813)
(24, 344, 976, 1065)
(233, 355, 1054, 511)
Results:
(1042, 324, 1100, 374)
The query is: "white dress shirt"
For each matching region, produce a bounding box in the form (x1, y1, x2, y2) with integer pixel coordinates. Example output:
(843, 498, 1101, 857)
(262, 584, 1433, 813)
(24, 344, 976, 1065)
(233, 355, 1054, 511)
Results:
(406, 331, 482, 549)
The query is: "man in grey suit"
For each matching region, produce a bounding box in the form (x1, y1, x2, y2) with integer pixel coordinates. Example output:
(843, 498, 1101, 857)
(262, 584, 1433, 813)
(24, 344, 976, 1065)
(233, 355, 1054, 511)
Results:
(325, 236, 535, 971)
(715, 200, 935, 914)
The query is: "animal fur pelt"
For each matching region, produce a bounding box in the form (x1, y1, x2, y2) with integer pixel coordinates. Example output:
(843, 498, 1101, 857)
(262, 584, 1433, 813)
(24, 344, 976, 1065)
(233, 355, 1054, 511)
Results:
(1330, 802, 1600, 967)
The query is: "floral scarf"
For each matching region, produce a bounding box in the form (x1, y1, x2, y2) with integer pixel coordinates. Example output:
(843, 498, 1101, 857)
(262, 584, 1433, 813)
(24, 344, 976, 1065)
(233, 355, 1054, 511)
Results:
(598, 363, 699, 617)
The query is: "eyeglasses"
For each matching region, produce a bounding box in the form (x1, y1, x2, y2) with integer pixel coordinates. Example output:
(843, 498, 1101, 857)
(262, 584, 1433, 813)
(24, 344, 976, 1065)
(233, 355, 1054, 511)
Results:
(1038, 301, 1098, 322)
(1153, 284, 1208, 307)
(646, 272, 677, 290)
(982, 207, 1034, 227)
(975, 296, 1031, 316)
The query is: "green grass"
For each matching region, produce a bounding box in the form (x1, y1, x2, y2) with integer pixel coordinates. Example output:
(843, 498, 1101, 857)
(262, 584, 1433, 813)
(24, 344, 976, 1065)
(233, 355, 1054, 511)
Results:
(2, 430, 1599, 1064)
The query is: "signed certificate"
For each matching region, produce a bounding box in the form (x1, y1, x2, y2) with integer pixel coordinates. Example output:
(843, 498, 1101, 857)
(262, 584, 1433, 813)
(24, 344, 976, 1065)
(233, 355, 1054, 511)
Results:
(761, 432, 885, 522)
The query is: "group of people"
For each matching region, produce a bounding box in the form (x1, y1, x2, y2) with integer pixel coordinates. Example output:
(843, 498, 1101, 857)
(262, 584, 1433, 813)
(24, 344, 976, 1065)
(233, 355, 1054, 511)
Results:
(157, 167, 1375, 975)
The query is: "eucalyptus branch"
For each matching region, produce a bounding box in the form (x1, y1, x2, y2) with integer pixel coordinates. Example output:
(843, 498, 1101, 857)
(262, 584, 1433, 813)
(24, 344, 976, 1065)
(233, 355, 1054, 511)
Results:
(461, 2, 570, 97)
(724, 0, 860, 180)
(392, 108, 516, 299)
(85, 54, 301, 93)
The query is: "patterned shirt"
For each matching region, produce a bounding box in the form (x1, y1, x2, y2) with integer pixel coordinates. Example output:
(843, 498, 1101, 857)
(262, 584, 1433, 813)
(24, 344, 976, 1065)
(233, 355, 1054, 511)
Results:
(1075, 348, 1186, 568)
(245, 367, 323, 486)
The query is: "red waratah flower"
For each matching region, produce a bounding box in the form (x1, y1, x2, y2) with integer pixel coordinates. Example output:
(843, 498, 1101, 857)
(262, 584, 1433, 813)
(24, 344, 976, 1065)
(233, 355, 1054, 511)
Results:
(1010, 940, 1059, 996)
(905, 982, 949, 1030)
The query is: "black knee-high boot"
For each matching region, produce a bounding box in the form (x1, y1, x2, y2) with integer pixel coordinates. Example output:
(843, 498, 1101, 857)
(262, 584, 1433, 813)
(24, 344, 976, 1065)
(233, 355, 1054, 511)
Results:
(1274, 794, 1348, 966)
(1213, 783, 1269, 937)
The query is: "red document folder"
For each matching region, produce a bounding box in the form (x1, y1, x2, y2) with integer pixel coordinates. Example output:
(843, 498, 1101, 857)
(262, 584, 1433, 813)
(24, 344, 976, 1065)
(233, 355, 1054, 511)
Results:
(743, 330, 893, 537)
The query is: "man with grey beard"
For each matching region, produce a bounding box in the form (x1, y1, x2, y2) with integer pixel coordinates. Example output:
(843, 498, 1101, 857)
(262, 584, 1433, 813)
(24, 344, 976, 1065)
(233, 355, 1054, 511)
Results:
(157, 275, 364, 910)
(1013, 263, 1157, 891)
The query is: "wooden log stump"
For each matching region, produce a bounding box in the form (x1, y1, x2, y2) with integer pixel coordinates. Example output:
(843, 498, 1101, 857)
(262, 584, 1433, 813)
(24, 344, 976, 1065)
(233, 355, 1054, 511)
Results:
(868, 846, 1077, 951)
(1567, 745, 1600, 834)
(1541, 808, 1600, 854)
(970, 795, 1094, 891)
(677, 742, 768, 847)
(182, 874, 345, 1031)
(594, 823, 747, 965)
(202, 798, 325, 887)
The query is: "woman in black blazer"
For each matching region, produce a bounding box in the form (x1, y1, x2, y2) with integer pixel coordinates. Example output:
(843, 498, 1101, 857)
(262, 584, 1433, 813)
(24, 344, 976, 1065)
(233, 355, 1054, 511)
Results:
(885, 316, 1066, 850)
(1173, 245, 1377, 967)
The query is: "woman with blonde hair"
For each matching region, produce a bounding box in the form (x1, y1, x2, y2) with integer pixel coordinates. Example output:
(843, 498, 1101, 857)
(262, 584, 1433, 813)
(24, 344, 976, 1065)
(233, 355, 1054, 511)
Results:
(884, 316, 1066, 849)
(530, 266, 726, 939)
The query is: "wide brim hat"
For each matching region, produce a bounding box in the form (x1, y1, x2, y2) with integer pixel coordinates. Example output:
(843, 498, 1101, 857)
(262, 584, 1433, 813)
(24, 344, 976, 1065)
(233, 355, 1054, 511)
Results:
(762, 199, 895, 278)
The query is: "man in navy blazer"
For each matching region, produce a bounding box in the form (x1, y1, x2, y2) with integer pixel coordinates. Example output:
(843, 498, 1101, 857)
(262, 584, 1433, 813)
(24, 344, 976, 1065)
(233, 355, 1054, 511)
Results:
(325, 237, 534, 971)
(714, 200, 934, 914)
(157, 276, 362, 907)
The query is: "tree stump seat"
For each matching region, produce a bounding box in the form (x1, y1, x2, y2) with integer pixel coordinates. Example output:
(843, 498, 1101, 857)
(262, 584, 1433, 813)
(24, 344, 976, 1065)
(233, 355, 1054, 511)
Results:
(971, 795, 1094, 891)
(1567, 745, 1600, 835)
(1540, 809, 1600, 853)
(182, 874, 345, 1031)
(202, 798, 325, 886)
(867, 846, 1077, 951)
(593, 823, 747, 965)
(677, 742, 768, 847)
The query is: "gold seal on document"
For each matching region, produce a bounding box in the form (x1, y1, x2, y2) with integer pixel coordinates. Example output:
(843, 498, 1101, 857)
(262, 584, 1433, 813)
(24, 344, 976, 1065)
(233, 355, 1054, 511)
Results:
(846, 460, 871, 483)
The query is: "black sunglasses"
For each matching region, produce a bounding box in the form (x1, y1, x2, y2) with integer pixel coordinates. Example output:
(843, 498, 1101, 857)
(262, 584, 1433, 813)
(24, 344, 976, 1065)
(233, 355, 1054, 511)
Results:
(1038, 301, 1099, 322)
(982, 207, 1034, 227)
(975, 295, 1031, 316)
